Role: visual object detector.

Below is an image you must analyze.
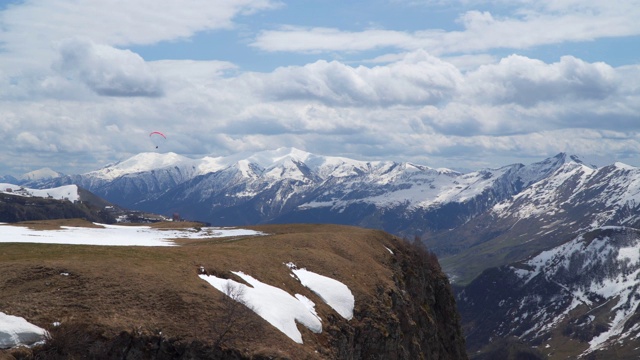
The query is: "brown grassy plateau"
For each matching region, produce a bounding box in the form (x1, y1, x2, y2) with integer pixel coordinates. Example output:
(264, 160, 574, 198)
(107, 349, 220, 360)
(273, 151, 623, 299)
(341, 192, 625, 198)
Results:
(0, 220, 408, 359)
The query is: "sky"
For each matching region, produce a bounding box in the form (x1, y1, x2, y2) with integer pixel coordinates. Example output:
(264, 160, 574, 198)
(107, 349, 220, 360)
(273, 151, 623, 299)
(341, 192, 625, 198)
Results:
(0, 222, 354, 348)
(0, 0, 639, 176)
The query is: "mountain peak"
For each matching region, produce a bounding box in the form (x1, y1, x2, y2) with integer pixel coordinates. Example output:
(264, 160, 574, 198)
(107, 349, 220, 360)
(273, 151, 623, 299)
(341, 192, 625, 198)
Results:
(551, 153, 594, 167)
(90, 152, 193, 180)
(612, 161, 635, 170)
(246, 147, 313, 168)
(569, 154, 583, 163)
(19, 167, 63, 181)
(278, 147, 312, 160)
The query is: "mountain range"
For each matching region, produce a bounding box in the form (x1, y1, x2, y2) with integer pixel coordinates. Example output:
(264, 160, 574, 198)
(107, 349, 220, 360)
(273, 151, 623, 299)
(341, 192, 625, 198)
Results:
(10, 147, 640, 358)
(14, 148, 640, 279)
(21, 148, 568, 232)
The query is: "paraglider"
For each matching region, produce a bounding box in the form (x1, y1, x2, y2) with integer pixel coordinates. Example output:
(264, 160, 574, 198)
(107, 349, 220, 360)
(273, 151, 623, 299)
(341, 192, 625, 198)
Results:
(149, 131, 166, 149)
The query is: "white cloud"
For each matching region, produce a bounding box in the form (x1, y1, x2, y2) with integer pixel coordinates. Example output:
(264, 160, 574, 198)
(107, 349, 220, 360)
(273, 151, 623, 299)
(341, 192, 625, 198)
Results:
(0, 0, 279, 50)
(5, 48, 639, 174)
(0, 0, 280, 77)
(16, 132, 53, 152)
(252, 50, 462, 106)
(251, 1, 640, 55)
(464, 55, 618, 106)
(251, 26, 421, 53)
(54, 38, 164, 97)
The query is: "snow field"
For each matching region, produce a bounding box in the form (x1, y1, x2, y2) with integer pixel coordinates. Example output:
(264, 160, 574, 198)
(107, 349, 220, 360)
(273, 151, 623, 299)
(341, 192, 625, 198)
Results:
(0, 223, 263, 246)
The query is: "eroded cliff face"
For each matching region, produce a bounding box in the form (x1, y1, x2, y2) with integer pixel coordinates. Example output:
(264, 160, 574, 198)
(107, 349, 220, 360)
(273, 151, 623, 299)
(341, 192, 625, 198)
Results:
(322, 238, 467, 360)
(1, 224, 467, 360)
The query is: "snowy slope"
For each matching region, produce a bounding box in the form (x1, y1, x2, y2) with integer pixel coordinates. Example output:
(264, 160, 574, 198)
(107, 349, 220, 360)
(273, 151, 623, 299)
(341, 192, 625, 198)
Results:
(491, 156, 640, 229)
(492, 155, 596, 220)
(0, 183, 80, 202)
(199, 262, 355, 344)
(0, 223, 263, 246)
(433, 154, 640, 284)
(457, 226, 640, 358)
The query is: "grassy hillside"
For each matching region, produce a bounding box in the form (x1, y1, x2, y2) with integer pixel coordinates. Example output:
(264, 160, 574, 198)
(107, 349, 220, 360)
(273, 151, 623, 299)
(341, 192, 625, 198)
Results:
(0, 221, 467, 359)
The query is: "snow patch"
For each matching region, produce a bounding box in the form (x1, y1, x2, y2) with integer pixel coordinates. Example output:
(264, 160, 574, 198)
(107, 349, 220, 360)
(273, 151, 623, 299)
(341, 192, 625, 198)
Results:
(0, 183, 79, 202)
(0, 312, 47, 349)
(290, 265, 355, 320)
(199, 272, 322, 344)
(200, 263, 355, 343)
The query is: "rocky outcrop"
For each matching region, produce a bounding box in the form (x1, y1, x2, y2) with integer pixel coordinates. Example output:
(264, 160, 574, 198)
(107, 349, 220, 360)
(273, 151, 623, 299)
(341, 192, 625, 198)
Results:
(325, 239, 467, 360)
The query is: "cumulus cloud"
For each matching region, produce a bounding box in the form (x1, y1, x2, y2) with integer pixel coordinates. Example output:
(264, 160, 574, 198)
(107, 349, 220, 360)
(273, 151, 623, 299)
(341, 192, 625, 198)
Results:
(53, 38, 164, 97)
(463, 55, 618, 106)
(251, 50, 462, 106)
(3, 45, 639, 175)
(222, 51, 633, 140)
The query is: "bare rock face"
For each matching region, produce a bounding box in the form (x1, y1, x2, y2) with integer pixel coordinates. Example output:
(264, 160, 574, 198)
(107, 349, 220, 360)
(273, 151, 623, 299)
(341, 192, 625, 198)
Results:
(327, 239, 467, 360)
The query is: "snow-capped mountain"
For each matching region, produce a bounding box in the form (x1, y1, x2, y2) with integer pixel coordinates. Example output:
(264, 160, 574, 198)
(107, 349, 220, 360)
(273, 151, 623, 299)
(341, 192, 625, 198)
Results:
(31, 147, 568, 236)
(458, 226, 640, 359)
(18, 167, 63, 182)
(0, 182, 119, 224)
(1, 168, 64, 184)
(430, 154, 640, 284)
(25, 148, 640, 282)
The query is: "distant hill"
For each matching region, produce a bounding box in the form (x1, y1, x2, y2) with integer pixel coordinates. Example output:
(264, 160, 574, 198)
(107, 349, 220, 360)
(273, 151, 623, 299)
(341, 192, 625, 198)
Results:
(0, 185, 115, 223)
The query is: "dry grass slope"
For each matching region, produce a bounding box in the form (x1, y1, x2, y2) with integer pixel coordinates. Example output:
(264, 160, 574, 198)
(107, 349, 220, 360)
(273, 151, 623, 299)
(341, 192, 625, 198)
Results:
(0, 220, 466, 359)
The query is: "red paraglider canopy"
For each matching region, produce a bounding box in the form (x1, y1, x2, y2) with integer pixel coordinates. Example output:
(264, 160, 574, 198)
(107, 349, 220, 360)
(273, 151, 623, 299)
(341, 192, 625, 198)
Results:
(149, 131, 166, 149)
(149, 131, 166, 139)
